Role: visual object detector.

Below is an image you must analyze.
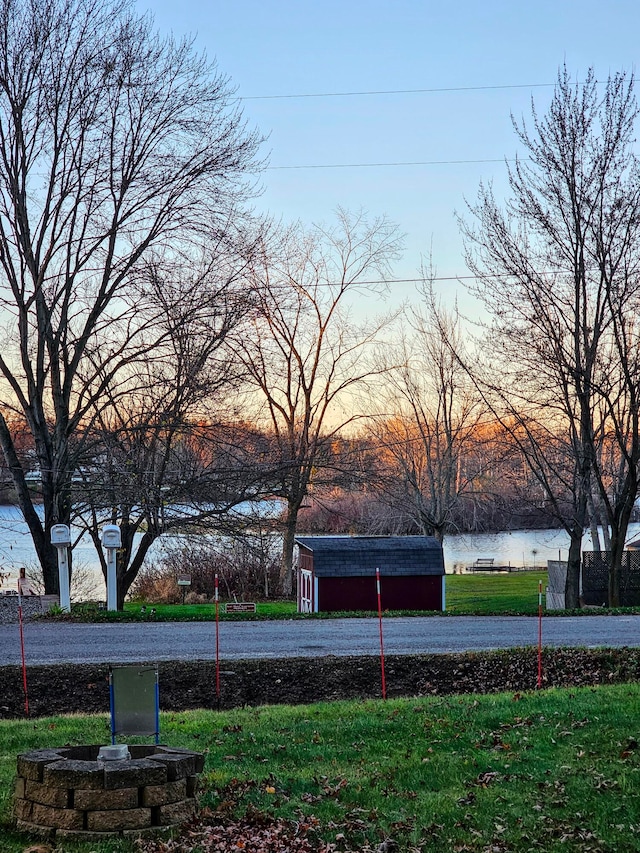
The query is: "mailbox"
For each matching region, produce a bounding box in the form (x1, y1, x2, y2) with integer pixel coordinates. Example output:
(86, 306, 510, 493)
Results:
(51, 524, 71, 547)
(101, 525, 122, 549)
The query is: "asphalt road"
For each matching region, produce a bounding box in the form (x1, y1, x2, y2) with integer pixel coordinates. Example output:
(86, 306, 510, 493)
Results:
(1, 615, 639, 666)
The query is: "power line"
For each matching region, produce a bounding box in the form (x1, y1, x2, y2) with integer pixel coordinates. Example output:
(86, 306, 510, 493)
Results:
(267, 158, 510, 171)
(305, 269, 569, 287)
(241, 82, 555, 101)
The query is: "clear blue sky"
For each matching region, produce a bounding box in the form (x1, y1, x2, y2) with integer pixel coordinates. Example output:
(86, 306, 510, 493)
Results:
(138, 0, 640, 308)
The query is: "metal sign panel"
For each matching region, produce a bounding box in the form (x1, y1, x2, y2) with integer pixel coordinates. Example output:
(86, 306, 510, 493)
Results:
(224, 602, 256, 613)
(109, 665, 159, 743)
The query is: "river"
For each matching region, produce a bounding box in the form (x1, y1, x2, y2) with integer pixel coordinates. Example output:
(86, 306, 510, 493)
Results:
(0, 504, 638, 599)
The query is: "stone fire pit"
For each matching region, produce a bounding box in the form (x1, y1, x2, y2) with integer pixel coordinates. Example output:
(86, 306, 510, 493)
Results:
(13, 744, 204, 840)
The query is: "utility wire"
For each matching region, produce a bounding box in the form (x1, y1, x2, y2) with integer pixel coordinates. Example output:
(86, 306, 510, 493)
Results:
(267, 158, 510, 170)
(241, 82, 555, 101)
(286, 270, 568, 286)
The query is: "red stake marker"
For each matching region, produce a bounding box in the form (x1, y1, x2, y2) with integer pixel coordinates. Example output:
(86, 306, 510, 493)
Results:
(18, 587, 29, 716)
(537, 580, 543, 689)
(376, 568, 387, 700)
(215, 573, 220, 705)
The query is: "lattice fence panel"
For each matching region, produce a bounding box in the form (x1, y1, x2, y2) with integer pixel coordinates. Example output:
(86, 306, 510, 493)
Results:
(582, 551, 640, 606)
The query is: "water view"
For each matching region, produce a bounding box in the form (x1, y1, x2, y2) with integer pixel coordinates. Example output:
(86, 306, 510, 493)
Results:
(1, 503, 638, 599)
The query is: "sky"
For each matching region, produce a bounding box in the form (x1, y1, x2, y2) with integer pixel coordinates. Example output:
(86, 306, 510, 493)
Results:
(137, 0, 640, 312)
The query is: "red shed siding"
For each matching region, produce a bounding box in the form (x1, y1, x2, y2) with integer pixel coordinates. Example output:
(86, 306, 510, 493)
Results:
(317, 575, 442, 612)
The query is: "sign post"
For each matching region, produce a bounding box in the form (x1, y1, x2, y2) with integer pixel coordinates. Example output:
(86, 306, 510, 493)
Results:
(177, 574, 191, 605)
(102, 525, 122, 612)
(51, 524, 72, 613)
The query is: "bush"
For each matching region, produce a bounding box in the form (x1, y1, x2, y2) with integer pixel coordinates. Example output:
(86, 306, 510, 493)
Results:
(130, 535, 282, 603)
(25, 560, 103, 601)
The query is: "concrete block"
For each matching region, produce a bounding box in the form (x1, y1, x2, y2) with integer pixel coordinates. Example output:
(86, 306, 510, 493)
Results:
(43, 759, 104, 789)
(17, 750, 66, 781)
(13, 797, 33, 821)
(142, 778, 186, 807)
(155, 797, 197, 826)
(87, 806, 152, 831)
(14, 776, 25, 799)
(103, 758, 166, 789)
(31, 801, 84, 830)
(25, 778, 69, 807)
(14, 819, 55, 839)
(74, 786, 138, 810)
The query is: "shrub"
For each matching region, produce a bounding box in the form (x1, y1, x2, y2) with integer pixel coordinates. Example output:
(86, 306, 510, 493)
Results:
(130, 534, 282, 602)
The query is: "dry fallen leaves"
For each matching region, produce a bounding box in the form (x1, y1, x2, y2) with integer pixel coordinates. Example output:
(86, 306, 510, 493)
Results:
(134, 813, 392, 853)
(136, 815, 325, 853)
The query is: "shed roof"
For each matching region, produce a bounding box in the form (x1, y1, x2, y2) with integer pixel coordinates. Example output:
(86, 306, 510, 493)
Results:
(295, 535, 444, 577)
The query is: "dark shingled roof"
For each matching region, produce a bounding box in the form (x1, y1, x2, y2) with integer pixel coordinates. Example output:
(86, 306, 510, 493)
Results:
(295, 535, 444, 577)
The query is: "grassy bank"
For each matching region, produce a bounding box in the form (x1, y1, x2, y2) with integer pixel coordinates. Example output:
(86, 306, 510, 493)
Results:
(445, 570, 549, 615)
(2, 683, 640, 851)
(66, 571, 552, 622)
(58, 570, 640, 622)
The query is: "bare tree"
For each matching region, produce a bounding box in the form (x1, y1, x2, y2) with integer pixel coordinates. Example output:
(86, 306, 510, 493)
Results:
(72, 259, 267, 607)
(0, 0, 262, 594)
(231, 210, 402, 594)
(461, 67, 640, 606)
(369, 281, 487, 542)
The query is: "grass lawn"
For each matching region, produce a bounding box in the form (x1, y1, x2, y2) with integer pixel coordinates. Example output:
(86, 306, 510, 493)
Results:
(120, 599, 296, 620)
(76, 572, 550, 622)
(1, 684, 640, 851)
(65, 570, 640, 621)
(445, 570, 549, 615)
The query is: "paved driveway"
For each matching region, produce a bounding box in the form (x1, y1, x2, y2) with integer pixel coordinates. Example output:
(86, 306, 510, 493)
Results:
(0, 615, 639, 666)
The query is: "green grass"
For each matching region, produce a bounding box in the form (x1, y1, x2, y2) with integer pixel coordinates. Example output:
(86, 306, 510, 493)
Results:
(446, 570, 549, 615)
(64, 599, 298, 622)
(130, 572, 550, 618)
(2, 684, 640, 851)
(60, 571, 639, 621)
(123, 600, 296, 620)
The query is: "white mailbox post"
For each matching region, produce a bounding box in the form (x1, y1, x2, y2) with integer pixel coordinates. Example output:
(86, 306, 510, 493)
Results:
(102, 525, 122, 612)
(51, 524, 72, 613)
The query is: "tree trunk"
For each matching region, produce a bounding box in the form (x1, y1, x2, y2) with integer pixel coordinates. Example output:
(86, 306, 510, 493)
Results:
(118, 530, 156, 610)
(587, 491, 601, 551)
(0, 420, 60, 592)
(607, 495, 636, 607)
(565, 527, 582, 609)
(280, 505, 299, 597)
(608, 535, 624, 608)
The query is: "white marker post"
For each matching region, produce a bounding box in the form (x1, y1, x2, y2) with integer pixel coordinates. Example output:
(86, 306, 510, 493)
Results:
(215, 573, 220, 707)
(376, 568, 387, 700)
(102, 525, 122, 611)
(51, 524, 72, 613)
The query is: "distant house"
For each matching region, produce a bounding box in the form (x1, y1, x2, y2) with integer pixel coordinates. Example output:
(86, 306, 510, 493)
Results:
(295, 535, 445, 613)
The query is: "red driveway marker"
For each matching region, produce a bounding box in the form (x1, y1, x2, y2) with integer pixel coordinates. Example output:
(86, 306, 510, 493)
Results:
(18, 588, 29, 716)
(215, 573, 220, 705)
(537, 580, 543, 689)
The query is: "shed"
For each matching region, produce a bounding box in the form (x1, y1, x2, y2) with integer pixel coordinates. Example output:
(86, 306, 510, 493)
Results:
(295, 535, 445, 613)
